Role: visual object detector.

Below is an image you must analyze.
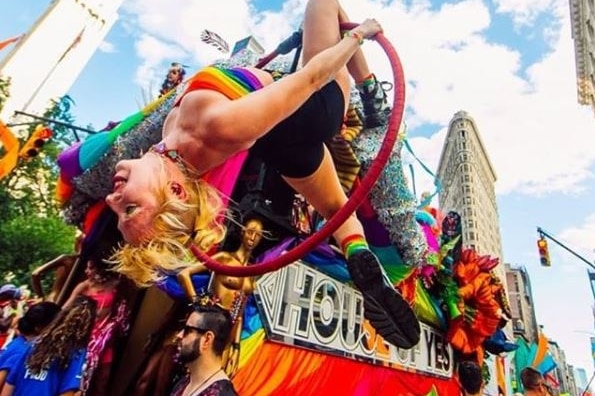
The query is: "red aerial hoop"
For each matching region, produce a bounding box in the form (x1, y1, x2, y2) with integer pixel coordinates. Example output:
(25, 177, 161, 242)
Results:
(190, 22, 405, 277)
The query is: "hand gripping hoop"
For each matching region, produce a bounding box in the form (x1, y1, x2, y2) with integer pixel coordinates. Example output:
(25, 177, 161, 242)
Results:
(190, 22, 405, 277)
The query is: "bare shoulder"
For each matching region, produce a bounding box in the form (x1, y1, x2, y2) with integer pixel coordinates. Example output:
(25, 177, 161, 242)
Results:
(175, 89, 230, 130)
(72, 280, 90, 294)
(174, 88, 257, 158)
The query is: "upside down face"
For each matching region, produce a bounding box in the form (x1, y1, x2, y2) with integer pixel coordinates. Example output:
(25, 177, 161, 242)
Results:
(105, 154, 164, 244)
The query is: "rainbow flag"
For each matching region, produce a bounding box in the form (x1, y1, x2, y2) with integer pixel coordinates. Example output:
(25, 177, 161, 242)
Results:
(0, 34, 22, 52)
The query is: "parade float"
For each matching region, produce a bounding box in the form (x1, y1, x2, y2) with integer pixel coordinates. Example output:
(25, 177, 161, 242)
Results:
(21, 26, 520, 396)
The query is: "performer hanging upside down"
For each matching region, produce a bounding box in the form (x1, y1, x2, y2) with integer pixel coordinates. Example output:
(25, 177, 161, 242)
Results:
(105, 0, 420, 349)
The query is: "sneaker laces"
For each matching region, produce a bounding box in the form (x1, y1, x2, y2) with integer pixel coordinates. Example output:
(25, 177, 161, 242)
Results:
(379, 80, 393, 93)
(359, 79, 392, 105)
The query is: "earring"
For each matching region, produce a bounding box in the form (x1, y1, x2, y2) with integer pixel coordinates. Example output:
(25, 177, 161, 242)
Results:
(170, 181, 183, 196)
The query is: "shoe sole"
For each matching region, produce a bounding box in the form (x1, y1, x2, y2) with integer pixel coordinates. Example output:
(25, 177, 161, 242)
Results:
(347, 251, 421, 349)
(363, 109, 391, 129)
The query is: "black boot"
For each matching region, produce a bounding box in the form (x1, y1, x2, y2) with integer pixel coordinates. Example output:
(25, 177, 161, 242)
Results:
(347, 249, 420, 349)
(356, 74, 392, 129)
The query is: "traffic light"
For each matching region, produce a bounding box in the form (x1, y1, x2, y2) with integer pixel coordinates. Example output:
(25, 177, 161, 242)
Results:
(537, 237, 551, 267)
(19, 125, 52, 160)
(0, 120, 19, 180)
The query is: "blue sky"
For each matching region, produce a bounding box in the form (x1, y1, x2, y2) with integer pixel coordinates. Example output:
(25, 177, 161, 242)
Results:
(3, 0, 595, 375)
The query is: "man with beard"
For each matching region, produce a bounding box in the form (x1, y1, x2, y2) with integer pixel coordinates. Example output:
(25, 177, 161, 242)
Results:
(170, 303, 237, 396)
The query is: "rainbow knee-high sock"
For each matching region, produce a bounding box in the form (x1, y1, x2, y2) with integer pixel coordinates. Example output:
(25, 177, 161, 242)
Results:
(356, 73, 375, 88)
(341, 234, 369, 259)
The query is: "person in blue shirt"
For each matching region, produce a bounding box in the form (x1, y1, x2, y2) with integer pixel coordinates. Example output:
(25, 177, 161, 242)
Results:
(0, 301, 60, 391)
(1, 296, 96, 396)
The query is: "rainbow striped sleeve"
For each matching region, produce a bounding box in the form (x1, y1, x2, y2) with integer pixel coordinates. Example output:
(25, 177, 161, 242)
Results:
(177, 66, 264, 103)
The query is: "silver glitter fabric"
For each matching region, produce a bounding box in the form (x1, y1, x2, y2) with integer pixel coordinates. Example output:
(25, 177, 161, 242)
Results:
(353, 121, 427, 268)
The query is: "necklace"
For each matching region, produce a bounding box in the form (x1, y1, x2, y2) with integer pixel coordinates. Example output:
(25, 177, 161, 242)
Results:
(150, 141, 201, 176)
(183, 368, 222, 396)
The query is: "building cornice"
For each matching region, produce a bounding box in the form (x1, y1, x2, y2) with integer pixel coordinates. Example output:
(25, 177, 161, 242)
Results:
(437, 111, 498, 181)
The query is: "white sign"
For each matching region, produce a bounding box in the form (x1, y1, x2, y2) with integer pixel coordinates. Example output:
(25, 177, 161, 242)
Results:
(255, 261, 453, 378)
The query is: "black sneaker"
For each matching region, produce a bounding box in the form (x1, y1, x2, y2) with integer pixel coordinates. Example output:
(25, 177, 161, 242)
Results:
(346, 249, 420, 349)
(357, 74, 392, 129)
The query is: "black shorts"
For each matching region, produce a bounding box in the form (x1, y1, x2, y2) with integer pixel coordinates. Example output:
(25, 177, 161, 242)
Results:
(251, 81, 345, 178)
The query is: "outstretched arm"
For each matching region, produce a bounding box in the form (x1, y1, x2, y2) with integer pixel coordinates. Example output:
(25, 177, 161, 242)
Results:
(180, 20, 383, 153)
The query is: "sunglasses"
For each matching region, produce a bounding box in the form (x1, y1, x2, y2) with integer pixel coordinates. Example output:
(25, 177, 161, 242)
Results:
(183, 324, 209, 337)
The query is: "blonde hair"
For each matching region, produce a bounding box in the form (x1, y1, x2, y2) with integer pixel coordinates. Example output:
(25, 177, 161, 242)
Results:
(111, 161, 226, 287)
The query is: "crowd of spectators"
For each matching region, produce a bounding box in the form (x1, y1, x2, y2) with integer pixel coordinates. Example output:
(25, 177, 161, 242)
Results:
(0, 255, 128, 396)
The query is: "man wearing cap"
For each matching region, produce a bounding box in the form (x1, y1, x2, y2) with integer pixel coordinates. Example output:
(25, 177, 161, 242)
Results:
(0, 285, 23, 349)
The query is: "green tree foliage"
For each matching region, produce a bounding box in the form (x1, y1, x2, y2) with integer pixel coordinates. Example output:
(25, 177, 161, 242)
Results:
(0, 83, 81, 287)
(6, 96, 82, 219)
(0, 216, 75, 285)
(0, 76, 10, 112)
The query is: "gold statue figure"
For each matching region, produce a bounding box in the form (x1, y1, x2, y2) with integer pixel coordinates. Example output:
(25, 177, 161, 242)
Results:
(177, 218, 264, 377)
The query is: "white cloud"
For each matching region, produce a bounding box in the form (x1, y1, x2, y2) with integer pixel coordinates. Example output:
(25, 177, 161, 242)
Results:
(493, 0, 556, 26)
(98, 40, 116, 53)
(134, 34, 186, 90)
(558, 213, 595, 262)
(121, 0, 293, 65)
(121, 0, 303, 96)
(122, 0, 595, 197)
(403, 128, 447, 202)
(372, 0, 595, 197)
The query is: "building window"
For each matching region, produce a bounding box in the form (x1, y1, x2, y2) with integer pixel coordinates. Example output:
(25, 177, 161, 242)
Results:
(460, 130, 466, 139)
(515, 300, 523, 319)
(464, 175, 470, 182)
(469, 232, 475, 240)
